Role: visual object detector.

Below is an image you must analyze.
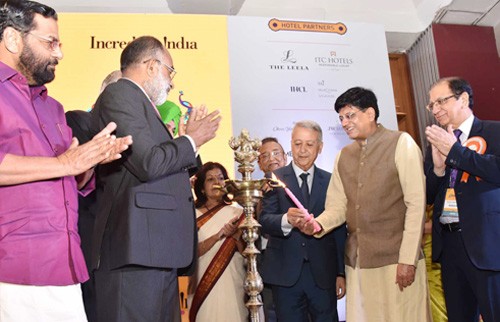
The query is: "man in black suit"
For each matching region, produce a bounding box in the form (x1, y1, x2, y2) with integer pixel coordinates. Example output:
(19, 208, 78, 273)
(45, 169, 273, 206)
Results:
(425, 77, 500, 322)
(90, 36, 221, 322)
(259, 121, 346, 322)
(257, 137, 287, 322)
(64, 70, 122, 322)
(65, 110, 97, 321)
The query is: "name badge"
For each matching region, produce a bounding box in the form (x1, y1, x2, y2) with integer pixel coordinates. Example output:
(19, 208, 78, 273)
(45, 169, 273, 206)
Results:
(442, 188, 459, 219)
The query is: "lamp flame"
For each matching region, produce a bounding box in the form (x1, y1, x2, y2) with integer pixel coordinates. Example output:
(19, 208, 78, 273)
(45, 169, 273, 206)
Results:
(270, 173, 286, 189)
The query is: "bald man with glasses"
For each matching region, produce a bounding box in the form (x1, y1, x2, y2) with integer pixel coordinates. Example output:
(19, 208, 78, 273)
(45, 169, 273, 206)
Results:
(90, 36, 220, 322)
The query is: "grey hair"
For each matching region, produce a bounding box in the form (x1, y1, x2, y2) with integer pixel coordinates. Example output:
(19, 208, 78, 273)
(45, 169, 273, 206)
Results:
(293, 120, 323, 142)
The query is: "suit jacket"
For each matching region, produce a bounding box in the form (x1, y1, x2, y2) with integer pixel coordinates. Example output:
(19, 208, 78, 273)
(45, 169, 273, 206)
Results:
(90, 79, 197, 271)
(66, 110, 93, 144)
(65, 110, 96, 271)
(259, 163, 346, 288)
(425, 117, 500, 270)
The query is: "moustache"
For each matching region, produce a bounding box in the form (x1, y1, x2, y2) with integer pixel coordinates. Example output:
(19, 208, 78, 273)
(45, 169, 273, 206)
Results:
(47, 60, 59, 67)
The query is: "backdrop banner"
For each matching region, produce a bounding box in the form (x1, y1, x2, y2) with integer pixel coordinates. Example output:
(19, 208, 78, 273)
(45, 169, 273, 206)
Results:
(49, 13, 234, 173)
(228, 16, 396, 179)
(49, 13, 396, 321)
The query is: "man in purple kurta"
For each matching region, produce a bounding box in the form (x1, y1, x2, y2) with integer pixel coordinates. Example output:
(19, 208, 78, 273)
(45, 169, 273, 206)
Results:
(0, 1, 131, 320)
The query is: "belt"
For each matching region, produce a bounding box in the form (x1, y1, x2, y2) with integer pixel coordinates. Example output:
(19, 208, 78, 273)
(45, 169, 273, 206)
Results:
(440, 222, 461, 232)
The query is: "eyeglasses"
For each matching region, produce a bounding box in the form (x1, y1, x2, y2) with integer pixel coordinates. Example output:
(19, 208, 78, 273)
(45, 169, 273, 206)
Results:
(27, 32, 62, 51)
(259, 150, 284, 162)
(143, 59, 176, 80)
(338, 110, 359, 122)
(156, 60, 177, 80)
(426, 94, 458, 112)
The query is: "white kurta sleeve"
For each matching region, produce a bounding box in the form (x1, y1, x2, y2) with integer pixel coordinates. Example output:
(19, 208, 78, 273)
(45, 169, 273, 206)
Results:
(315, 151, 347, 237)
(395, 132, 426, 266)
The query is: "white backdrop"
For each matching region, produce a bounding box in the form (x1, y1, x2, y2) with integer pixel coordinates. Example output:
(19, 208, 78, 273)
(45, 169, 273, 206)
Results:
(228, 17, 397, 179)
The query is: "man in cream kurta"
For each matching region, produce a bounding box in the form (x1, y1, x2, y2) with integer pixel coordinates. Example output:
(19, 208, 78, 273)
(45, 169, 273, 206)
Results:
(301, 87, 431, 322)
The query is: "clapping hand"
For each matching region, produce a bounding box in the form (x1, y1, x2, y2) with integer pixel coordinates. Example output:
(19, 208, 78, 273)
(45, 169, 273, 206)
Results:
(185, 105, 221, 149)
(58, 122, 133, 176)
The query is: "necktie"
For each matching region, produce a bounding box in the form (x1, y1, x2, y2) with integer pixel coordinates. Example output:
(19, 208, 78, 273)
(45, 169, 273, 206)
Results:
(299, 172, 310, 208)
(449, 129, 462, 188)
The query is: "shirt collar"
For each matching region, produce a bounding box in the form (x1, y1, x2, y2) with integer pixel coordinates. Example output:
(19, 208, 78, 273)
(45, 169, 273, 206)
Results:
(359, 124, 385, 147)
(0, 61, 18, 82)
(291, 162, 314, 182)
(456, 114, 474, 141)
(0, 61, 48, 99)
(31, 85, 48, 99)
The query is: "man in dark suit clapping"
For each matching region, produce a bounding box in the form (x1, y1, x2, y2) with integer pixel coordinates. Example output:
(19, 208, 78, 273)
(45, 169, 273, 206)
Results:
(425, 77, 500, 322)
(90, 36, 221, 322)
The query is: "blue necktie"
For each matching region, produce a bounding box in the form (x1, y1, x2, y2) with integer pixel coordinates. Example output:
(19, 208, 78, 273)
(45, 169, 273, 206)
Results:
(449, 129, 462, 188)
(299, 172, 310, 208)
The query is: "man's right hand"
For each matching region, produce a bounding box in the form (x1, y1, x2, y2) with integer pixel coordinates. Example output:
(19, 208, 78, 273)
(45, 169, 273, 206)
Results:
(57, 122, 133, 176)
(301, 217, 323, 235)
(287, 207, 308, 228)
(185, 106, 221, 148)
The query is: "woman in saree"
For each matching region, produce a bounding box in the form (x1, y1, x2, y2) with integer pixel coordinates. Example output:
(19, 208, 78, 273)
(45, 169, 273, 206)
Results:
(188, 162, 247, 322)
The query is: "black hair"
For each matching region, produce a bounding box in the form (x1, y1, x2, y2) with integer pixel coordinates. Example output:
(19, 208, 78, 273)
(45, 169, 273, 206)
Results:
(334, 87, 380, 120)
(261, 137, 280, 145)
(120, 36, 164, 72)
(437, 77, 474, 110)
(193, 162, 229, 209)
(0, 0, 57, 41)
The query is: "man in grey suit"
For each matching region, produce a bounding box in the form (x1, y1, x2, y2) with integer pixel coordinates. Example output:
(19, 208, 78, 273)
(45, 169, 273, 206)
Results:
(90, 36, 220, 322)
(259, 121, 346, 322)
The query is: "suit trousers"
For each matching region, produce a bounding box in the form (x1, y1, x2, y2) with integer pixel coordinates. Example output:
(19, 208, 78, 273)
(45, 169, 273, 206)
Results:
(272, 261, 338, 322)
(441, 230, 500, 322)
(94, 236, 180, 322)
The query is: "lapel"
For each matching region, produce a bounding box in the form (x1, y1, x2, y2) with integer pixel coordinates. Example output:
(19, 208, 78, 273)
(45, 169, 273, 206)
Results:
(150, 102, 173, 140)
(145, 98, 173, 140)
(280, 163, 325, 212)
(469, 117, 483, 137)
(455, 116, 488, 185)
(455, 117, 482, 185)
(309, 166, 327, 212)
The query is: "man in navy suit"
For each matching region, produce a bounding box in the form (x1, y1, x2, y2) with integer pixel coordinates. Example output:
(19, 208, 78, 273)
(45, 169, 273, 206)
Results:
(425, 77, 500, 322)
(259, 120, 346, 322)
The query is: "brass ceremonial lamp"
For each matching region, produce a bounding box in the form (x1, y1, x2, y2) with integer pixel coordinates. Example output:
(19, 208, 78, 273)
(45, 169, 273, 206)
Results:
(215, 129, 270, 322)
